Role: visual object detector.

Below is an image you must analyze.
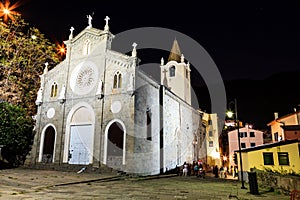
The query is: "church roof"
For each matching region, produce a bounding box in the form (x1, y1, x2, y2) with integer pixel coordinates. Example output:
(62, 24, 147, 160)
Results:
(168, 39, 181, 62)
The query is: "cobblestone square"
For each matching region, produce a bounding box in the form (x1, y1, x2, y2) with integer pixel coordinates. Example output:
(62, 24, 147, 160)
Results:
(0, 168, 290, 200)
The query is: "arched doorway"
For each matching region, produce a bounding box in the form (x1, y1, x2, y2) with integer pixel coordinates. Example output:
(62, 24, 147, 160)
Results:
(42, 126, 55, 163)
(105, 120, 125, 169)
(63, 102, 95, 164)
(67, 106, 94, 165)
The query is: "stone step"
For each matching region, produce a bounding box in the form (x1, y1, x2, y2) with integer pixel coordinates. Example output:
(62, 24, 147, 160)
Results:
(21, 163, 119, 174)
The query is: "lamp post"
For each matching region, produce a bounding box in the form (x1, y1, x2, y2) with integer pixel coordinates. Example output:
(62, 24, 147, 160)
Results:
(227, 99, 246, 189)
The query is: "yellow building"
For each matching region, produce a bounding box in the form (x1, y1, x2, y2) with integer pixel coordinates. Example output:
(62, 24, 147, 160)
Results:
(236, 139, 300, 177)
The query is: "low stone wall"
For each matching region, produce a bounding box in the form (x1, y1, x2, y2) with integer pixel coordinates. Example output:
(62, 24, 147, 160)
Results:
(256, 171, 300, 195)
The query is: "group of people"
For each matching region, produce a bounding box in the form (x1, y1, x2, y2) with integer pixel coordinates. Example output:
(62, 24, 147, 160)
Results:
(178, 161, 238, 179)
(212, 165, 238, 178)
(179, 160, 206, 177)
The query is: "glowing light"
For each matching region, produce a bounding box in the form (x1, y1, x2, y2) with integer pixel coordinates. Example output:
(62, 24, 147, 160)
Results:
(31, 35, 37, 40)
(3, 8, 9, 14)
(226, 110, 234, 118)
(56, 43, 66, 56)
(0, 0, 19, 22)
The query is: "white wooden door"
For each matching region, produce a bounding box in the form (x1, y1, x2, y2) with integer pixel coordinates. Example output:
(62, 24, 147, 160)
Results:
(69, 125, 93, 164)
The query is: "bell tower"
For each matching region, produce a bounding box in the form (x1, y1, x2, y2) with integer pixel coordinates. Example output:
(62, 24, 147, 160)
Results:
(160, 39, 191, 105)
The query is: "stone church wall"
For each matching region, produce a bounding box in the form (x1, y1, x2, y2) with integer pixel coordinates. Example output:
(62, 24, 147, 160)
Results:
(132, 70, 160, 175)
(163, 89, 202, 171)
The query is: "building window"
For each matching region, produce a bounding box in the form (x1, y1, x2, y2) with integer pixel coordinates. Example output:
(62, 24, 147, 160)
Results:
(274, 132, 278, 141)
(209, 141, 213, 147)
(50, 82, 58, 97)
(250, 143, 256, 147)
(169, 66, 175, 77)
(146, 110, 152, 141)
(250, 132, 255, 137)
(113, 71, 122, 88)
(209, 131, 213, 137)
(208, 120, 212, 125)
(263, 152, 274, 165)
(278, 152, 289, 165)
(240, 132, 247, 138)
(83, 39, 91, 55)
(241, 143, 246, 148)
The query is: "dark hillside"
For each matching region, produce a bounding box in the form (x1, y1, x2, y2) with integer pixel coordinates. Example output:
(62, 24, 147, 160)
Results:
(194, 70, 300, 129)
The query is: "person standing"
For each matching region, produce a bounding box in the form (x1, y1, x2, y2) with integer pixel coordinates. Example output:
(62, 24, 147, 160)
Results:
(194, 163, 199, 176)
(182, 162, 188, 176)
(219, 166, 224, 178)
(224, 166, 227, 178)
(233, 166, 237, 178)
(213, 165, 219, 178)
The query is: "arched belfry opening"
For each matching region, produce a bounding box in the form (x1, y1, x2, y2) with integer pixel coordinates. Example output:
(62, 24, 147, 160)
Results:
(42, 126, 55, 163)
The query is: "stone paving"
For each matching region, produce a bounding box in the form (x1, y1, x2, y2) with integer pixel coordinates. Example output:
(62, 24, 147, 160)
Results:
(0, 168, 290, 200)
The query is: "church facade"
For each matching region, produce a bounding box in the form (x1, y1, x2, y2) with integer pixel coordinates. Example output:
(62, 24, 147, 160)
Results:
(27, 16, 205, 175)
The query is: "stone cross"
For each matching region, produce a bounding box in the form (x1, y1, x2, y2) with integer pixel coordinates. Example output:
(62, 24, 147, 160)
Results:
(105, 16, 110, 25)
(132, 42, 137, 57)
(69, 26, 74, 39)
(104, 16, 110, 31)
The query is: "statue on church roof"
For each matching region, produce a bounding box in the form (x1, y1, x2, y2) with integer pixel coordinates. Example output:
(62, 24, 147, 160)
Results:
(87, 14, 92, 29)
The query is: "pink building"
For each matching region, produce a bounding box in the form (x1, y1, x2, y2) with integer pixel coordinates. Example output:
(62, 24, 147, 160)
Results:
(228, 125, 264, 167)
(267, 111, 300, 142)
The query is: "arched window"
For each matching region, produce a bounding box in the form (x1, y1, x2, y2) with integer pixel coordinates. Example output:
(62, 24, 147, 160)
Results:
(50, 82, 58, 97)
(146, 109, 152, 141)
(83, 39, 91, 55)
(169, 66, 175, 77)
(113, 71, 122, 88)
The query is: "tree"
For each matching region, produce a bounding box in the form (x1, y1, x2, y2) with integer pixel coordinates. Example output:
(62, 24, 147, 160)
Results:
(0, 9, 62, 167)
(0, 13, 60, 117)
(0, 101, 34, 167)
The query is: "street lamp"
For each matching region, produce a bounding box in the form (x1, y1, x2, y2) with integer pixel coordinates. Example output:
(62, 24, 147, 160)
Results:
(0, 0, 19, 22)
(227, 98, 246, 189)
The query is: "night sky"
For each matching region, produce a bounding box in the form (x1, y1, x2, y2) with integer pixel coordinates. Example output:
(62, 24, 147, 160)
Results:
(9, 0, 300, 129)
